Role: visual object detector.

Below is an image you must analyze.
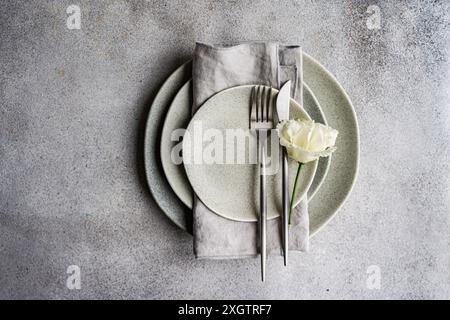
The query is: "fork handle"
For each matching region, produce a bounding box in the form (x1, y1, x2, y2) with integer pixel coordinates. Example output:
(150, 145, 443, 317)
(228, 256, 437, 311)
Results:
(259, 133, 267, 282)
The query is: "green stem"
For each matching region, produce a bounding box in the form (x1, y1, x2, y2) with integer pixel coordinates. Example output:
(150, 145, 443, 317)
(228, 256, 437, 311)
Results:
(289, 162, 303, 225)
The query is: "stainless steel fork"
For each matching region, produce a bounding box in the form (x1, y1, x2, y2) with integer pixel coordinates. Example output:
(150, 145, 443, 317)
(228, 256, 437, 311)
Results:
(250, 86, 274, 282)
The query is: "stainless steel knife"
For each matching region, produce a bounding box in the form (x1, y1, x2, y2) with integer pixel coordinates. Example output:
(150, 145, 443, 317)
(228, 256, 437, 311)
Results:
(276, 81, 291, 266)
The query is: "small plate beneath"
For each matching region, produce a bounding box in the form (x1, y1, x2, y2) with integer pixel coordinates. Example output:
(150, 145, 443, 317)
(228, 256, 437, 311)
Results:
(182, 86, 318, 222)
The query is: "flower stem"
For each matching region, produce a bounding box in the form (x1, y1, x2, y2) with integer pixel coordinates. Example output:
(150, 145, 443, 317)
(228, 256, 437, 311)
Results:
(289, 162, 303, 225)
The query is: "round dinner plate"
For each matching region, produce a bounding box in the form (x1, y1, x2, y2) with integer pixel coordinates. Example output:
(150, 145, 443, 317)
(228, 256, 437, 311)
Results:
(160, 81, 194, 209)
(144, 63, 192, 232)
(144, 53, 359, 235)
(160, 80, 330, 210)
(182, 86, 317, 222)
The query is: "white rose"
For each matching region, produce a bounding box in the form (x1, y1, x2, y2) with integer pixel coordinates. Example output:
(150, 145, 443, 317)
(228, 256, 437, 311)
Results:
(276, 119, 338, 163)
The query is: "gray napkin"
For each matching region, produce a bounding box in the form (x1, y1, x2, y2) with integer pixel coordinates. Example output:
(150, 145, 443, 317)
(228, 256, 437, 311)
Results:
(192, 42, 309, 259)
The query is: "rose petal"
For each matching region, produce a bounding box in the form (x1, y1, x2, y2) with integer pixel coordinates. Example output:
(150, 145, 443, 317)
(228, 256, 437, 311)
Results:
(277, 119, 338, 163)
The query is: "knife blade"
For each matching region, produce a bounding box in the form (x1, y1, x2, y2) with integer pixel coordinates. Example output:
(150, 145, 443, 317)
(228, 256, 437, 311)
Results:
(276, 81, 291, 266)
(277, 81, 291, 121)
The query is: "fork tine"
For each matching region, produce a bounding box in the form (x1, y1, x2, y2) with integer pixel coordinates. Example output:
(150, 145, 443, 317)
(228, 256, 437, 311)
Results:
(262, 86, 269, 122)
(250, 86, 257, 126)
(255, 86, 259, 122)
(261, 86, 267, 121)
(267, 87, 273, 123)
(259, 86, 264, 122)
(255, 86, 261, 122)
(251, 85, 273, 129)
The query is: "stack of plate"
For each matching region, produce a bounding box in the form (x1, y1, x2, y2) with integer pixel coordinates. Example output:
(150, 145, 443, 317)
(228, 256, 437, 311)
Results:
(144, 53, 359, 235)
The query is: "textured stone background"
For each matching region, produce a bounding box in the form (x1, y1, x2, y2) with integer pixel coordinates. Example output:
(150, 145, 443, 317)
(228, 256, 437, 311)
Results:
(1, 0, 449, 299)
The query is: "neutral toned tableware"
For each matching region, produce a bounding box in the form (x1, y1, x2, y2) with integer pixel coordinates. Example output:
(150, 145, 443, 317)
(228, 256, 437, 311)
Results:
(276, 81, 291, 266)
(160, 80, 329, 210)
(250, 86, 275, 281)
(302, 54, 359, 235)
(144, 63, 192, 232)
(182, 86, 318, 222)
(160, 81, 193, 208)
(144, 53, 359, 235)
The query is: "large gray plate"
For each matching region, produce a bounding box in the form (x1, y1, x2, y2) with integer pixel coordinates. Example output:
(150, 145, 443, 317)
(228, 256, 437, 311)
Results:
(144, 53, 359, 236)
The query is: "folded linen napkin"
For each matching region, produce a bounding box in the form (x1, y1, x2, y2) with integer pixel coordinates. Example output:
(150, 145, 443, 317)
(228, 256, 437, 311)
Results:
(192, 42, 309, 259)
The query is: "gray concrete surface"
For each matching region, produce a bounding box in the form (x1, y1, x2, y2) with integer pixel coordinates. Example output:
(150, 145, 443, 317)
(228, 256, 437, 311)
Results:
(1, 0, 449, 299)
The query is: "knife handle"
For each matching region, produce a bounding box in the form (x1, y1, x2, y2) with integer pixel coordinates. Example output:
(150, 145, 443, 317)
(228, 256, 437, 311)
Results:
(282, 148, 289, 266)
(260, 137, 267, 282)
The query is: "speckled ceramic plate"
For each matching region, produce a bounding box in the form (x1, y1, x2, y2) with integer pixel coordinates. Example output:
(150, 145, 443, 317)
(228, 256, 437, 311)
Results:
(182, 86, 317, 222)
(160, 81, 194, 209)
(144, 63, 192, 233)
(144, 53, 359, 235)
(160, 80, 329, 210)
